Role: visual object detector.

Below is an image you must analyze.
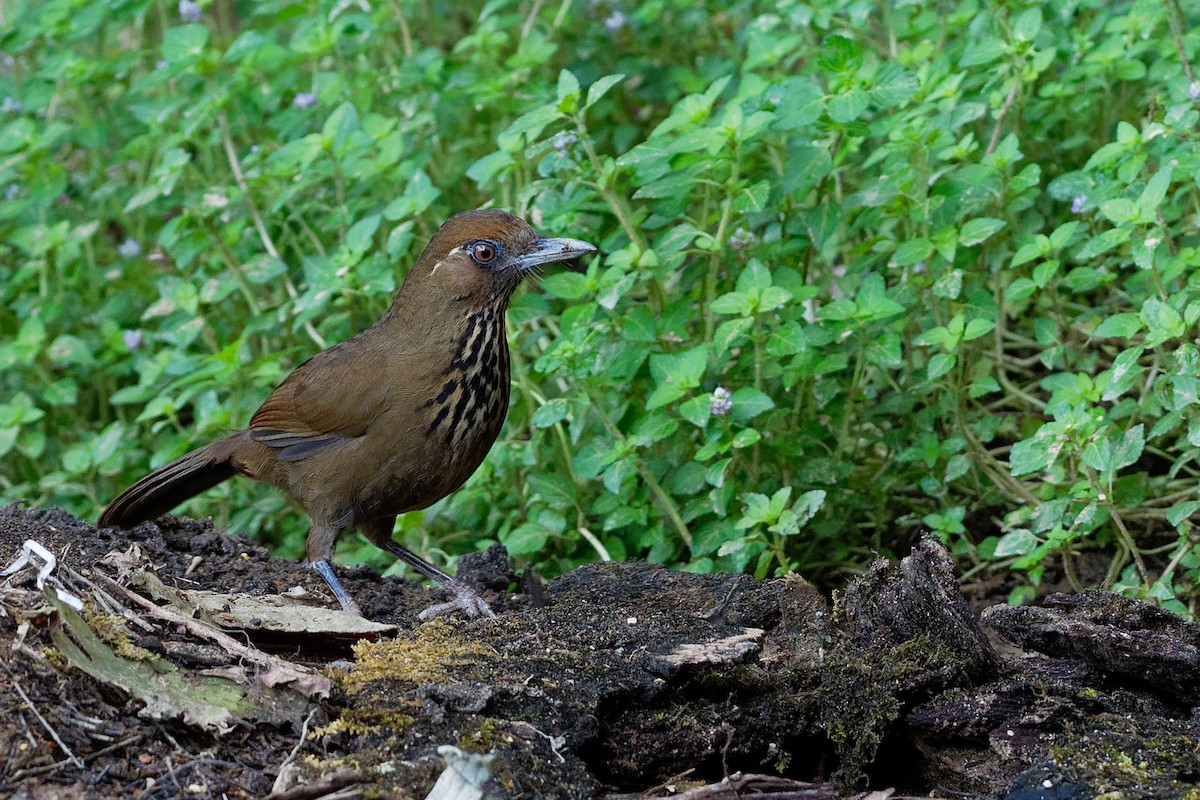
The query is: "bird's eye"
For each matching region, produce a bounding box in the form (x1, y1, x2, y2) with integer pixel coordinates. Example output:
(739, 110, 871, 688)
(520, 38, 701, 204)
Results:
(469, 240, 500, 266)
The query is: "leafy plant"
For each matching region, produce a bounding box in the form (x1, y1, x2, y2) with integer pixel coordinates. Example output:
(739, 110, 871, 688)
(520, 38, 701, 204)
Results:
(2, 0, 1199, 615)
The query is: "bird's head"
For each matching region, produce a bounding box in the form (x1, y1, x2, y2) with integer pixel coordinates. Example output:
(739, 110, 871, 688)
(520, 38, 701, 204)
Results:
(403, 209, 596, 309)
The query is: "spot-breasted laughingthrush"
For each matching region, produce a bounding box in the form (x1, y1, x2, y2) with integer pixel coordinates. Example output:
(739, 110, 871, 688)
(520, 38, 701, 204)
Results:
(98, 210, 596, 618)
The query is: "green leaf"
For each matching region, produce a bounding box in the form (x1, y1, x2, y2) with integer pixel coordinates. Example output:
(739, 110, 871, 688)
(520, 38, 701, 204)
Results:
(528, 473, 576, 509)
(1099, 198, 1136, 224)
(870, 63, 919, 107)
(732, 428, 761, 448)
(959, 217, 1005, 246)
(735, 260, 772, 292)
(162, 25, 209, 64)
(856, 273, 904, 319)
(466, 151, 514, 186)
(817, 35, 864, 74)
(585, 74, 625, 109)
(710, 291, 751, 316)
(540, 272, 587, 300)
(926, 352, 956, 380)
(963, 318, 995, 341)
(1010, 242, 1045, 268)
(960, 37, 1004, 67)
(646, 345, 708, 410)
(602, 457, 637, 493)
(678, 396, 710, 428)
(632, 412, 679, 445)
(1010, 436, 1051, 476)
(732, 180, 771, 213)
(828, 89, 869, 123)
(502, 523, 549, 556)
(531, 398, 570, 428)
(1166, 500, 1200, 528)
(1012, 7, 1042, 41)
(497, 104, 562, 152)
(1093, 313, 1142, 339)
(995, 529, 1037, 557)
(556, 69, 581, 113)
(731, 388, 774, 422)
(1048, 222, 1079, 250)
(1141, 299, 1184, 345)
(1137, 165, 1173, 213)
(893, 238, 933, 266)
(345, 215, 381, 255)
(1111, 424, 1144, 471)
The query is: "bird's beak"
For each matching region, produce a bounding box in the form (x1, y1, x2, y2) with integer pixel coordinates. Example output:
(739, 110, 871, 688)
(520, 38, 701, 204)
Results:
(518, 237, 597, 273)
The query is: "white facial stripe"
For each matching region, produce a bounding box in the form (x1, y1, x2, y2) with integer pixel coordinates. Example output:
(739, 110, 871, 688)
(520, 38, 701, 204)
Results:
(430, 246, 464, 278)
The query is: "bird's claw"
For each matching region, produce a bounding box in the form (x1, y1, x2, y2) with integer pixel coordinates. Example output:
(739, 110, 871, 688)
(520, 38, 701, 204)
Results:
(418, 584, 496, 621)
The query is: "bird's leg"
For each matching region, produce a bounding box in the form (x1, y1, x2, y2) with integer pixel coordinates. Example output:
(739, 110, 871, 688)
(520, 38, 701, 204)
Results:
(307, 518, 362, 615)
(310, 558, 362, 616)
(362, 517, 496, 620)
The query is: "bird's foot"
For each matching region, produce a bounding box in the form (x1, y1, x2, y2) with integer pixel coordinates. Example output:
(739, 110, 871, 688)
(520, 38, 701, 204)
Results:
(418, 579, 497, 621)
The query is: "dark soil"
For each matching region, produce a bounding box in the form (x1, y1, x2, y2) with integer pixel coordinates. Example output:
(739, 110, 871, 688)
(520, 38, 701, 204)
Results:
(1, 504, 1198, 799)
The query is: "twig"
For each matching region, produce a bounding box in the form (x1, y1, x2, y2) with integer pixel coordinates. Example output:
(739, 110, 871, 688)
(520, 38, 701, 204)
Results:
(1164, 0, 1197, 88)
(521, 0, 544, 39)
(277, 708, 318, 777)
(986, 77, 1020, 155)
(11, 678, 85, 769)
(1108, 502, 1151, 585)
(8, 733, 145, 781)
(218, 112, 327, 349)
(512, 721, 567, 763)
(93, 572, 326, 688)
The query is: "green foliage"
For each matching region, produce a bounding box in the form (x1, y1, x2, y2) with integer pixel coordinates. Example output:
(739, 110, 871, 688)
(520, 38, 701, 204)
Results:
(2, 0, 1200, 614)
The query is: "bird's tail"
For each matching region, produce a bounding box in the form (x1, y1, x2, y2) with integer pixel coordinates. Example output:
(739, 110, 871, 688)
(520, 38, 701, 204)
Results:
(97, 433, 248, 528)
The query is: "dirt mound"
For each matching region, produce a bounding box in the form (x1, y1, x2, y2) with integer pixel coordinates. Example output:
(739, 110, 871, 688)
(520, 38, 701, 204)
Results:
(1, 504, 1197, 799)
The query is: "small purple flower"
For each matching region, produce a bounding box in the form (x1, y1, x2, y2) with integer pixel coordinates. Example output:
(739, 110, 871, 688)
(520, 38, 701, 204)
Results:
(123, 329, 144, 351)
(1190, 82, 1200, 101)
(552, 131, 577, 156)
(1071, 194, 1087, 214)
(294, 91, 317, 110)
(604, 10, 627, 31)
(710, 386, 733, 416)
(178, 0, 202, 23)
(117, 237, 141, 258)
(4, 183, 19, 202)
(0, 96, 21, 114)
(729, 227, 754, 251)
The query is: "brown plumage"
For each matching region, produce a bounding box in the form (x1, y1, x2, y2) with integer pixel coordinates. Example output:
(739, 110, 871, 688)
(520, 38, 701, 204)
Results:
(99, 210, 596, 618)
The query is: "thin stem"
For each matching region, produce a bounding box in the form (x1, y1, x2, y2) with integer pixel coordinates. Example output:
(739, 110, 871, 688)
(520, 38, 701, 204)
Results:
(219, 112, 327, 349)
(1164, 0, 1197, 87)
(389, 0, 415, 57)
(574, 122, 646, 252)
(705, 142, 741, 344)
(1105, 496, 1151, 586)
(588, 390, 694, 550)
(522, 0, 544, 40)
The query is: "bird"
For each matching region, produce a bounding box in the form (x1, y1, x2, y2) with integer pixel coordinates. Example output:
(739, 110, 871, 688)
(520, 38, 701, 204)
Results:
(98, 209, 596, 619)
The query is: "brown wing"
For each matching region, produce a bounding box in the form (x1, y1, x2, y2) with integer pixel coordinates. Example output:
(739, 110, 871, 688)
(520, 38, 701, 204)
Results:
(249, 334, 395, 462)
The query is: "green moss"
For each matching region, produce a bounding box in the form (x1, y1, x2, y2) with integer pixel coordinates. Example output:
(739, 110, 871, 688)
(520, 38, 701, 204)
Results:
(1048, 722, 1200, 797)
(313, 708, 417, 738)
(82, 604, 155, 662)
(333, 620, 496, 694)
(459, 717, 502, 751)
